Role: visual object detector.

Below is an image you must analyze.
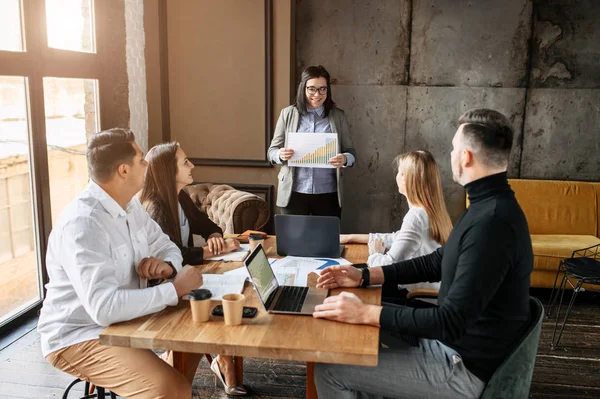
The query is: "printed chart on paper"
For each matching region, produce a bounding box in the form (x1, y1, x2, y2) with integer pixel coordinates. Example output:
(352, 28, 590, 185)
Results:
(288, 133, 337, 168)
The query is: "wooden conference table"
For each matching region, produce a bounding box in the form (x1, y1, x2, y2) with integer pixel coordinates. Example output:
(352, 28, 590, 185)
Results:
(99, 236, 381, 398)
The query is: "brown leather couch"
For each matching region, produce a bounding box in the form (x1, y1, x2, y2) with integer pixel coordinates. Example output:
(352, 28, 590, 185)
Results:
(508, 179, 600, 289)
(183, 183, 270, 234)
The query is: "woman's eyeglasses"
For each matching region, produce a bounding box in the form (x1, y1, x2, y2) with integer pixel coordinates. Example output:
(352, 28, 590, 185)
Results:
(306, 86, 327, 95)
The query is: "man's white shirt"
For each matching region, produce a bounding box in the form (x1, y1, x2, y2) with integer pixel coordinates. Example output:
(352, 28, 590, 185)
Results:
(37, 180, 183, 357)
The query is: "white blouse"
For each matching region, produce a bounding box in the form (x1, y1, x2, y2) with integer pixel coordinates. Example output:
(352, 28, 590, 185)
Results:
(178, 202, 190, 246)
(368, 206, 441, 292)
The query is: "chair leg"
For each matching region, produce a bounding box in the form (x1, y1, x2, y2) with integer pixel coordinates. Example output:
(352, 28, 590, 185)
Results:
(550, 272, 569, 347)
(551, 278, 584, 349)
(62, 378, 82, 399)
(546, 261, 566, 318)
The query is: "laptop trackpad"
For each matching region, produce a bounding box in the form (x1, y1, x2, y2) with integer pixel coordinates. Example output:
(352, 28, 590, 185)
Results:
(300, 288, 328, 314)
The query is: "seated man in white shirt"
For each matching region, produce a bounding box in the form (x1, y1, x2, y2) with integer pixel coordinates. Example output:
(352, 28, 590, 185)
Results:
(37, 128, 204, 399)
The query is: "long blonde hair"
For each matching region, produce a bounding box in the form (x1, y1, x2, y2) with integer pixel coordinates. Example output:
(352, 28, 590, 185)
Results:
(395, 150, 452, 244)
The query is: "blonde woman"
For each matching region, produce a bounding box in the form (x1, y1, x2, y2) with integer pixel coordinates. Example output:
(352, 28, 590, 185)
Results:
(340, 150, 452, 292)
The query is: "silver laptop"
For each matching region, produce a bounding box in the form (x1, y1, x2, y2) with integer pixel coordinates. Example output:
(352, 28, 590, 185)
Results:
(243, 244, 328, 315)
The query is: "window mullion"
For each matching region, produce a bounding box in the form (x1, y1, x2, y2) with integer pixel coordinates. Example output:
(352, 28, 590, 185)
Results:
(21, 0, 52, 288)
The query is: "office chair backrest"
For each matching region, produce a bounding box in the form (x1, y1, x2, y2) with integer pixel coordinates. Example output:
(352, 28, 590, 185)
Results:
(480, 297, 544, 399)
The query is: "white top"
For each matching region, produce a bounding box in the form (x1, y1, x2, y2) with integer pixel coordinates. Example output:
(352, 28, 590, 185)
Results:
(37, 181, 183, 357)
(178, 202, 190, 246)
(368, 206, 441, 292)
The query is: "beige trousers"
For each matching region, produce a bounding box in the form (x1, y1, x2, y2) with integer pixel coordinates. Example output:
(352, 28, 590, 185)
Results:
(46, 339, 203, 399)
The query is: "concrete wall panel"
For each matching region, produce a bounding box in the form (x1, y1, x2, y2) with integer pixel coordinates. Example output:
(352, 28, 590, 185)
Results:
(531, 0, 600, 88)
(334, 85, 408, 233)
(405, 87, 526, 221)
(410, 0, 532, 87)
(521, 89, 600, 180)
(296, 0, 411, 85)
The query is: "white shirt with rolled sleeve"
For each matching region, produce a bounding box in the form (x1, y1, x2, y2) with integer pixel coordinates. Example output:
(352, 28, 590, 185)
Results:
(37, 180, 183, 358)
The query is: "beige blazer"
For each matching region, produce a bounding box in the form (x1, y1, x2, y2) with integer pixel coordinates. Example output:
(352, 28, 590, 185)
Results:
(267, 105, 356, 208)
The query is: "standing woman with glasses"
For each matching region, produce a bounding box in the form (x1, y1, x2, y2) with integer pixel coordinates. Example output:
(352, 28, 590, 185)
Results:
(267, 65, 356, 218)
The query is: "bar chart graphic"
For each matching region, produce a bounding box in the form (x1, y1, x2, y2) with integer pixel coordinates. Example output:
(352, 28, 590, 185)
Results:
(288, 133, 337, 168)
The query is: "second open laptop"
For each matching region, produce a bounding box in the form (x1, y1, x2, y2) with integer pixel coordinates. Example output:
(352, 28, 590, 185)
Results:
(243, 243, 328, 315)
(274, 214, 345, 257)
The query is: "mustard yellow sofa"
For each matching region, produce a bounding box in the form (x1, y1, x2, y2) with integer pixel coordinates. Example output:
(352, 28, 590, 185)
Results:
(508, 179, 600, 289)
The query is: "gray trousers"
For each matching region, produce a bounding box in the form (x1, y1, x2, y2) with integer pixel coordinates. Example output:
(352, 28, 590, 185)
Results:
(314, 336, 486, 399)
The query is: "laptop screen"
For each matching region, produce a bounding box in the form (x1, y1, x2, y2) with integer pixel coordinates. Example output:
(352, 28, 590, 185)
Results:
(244, 245, 279, 307)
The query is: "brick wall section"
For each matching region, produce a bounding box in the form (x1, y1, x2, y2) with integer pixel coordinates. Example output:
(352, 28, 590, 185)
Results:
(125, 0, 149, 152)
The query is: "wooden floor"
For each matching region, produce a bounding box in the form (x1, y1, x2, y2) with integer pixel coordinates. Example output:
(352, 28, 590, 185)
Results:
(0, 288, 598, 398)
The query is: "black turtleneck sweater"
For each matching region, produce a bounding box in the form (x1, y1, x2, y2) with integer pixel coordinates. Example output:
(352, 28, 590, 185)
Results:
(379, 172, 533, 382)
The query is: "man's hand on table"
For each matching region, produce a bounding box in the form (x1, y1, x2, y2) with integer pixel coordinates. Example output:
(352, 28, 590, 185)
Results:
(172, 265, 204, 298)
(316, 265, 362, 289)
(313, 291, 381, 327)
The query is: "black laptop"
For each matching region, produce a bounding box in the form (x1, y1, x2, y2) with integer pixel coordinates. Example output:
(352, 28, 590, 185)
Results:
(274, 214, 345, 257)
(244, 244, 328, 315)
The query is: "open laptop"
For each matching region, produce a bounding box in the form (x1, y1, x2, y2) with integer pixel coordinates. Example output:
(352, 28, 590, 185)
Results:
(275, 214, 345, 257)
(244, 243, 328, 315)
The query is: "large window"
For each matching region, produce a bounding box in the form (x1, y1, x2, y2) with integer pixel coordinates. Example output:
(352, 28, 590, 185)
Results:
(0, 0, 108, 330)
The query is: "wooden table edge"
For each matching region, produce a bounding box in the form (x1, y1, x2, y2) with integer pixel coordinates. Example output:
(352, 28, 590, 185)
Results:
(98, 333, 378, 367)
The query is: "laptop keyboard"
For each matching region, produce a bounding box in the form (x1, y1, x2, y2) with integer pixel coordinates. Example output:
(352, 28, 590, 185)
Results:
(273, 286, 309, 312)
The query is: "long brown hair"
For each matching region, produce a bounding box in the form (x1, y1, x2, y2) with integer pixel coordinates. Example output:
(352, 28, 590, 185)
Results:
(139, 142, 182, 244)
(394, 150, 453, 244)
(295, 65, 335, 117)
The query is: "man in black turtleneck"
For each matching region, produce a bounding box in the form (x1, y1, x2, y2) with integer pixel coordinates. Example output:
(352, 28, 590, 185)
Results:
(312, 109, 533, 399)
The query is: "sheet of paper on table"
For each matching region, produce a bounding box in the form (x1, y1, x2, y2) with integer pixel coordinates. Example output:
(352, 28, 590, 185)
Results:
(269, 257, 327, 286)
(204, 244, 250, 262)
(222, 254, 354, 287)
(182, 274, 247, 301)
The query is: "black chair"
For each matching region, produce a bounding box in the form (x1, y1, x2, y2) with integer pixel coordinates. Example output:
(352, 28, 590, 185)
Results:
(62, 378, 117, 399)
(479, 297, 544, 399)
(546, 243, 600, 349)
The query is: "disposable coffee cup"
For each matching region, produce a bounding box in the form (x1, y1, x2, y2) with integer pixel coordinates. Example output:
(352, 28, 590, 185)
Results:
(248, 233, 264, 251)
(189, 289, 212, 322)
(222, 293, 245, 325)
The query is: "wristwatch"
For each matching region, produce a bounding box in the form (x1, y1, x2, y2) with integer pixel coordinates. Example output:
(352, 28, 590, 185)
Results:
(165, 261, 177, 279)
(359, 267, 370, 288)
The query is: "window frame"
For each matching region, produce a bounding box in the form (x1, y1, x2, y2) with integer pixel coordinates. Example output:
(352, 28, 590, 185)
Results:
(0, 0, 116, 333)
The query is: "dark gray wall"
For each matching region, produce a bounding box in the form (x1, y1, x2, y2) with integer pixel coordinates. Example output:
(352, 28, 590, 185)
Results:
(296, 0, 600, 233)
